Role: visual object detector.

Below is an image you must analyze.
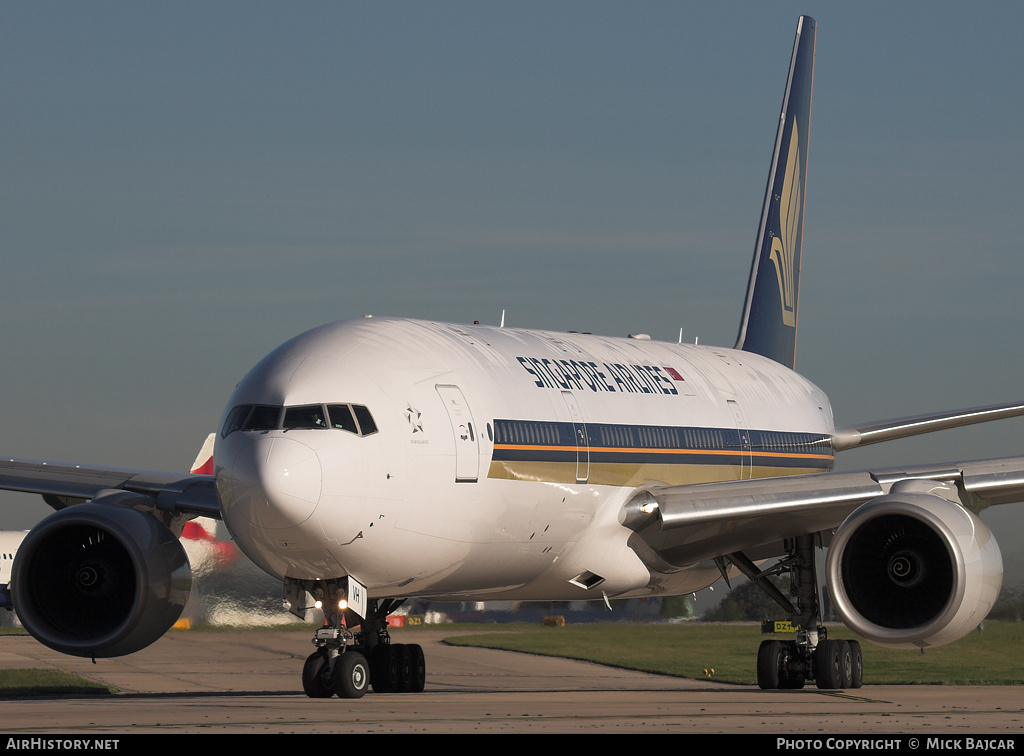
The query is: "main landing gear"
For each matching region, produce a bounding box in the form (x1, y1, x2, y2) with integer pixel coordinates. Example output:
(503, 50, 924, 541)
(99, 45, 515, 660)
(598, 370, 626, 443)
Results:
(300, 596, 426, 699)
(756, 634, 863, 690)
(721, 534, 864, 691)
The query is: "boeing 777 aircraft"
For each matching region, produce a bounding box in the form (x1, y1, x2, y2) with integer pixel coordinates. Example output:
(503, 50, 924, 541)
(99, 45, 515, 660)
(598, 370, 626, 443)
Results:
(3, 16, 1024, 697)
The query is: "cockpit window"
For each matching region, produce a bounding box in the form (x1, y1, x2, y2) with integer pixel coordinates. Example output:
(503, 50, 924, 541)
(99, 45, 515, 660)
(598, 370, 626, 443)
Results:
(327, 404, 359, 434)
(283, 404, 327, 430)
(244, 405, 282, 431)
(222, 402, 377, 437)
(352, 405, 378, 436)
(222, 405, 252, 437)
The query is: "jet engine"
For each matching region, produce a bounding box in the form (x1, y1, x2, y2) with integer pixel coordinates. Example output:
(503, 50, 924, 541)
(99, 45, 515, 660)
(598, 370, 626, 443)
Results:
(10, 499, 191, 658)
(825, 480, 1001, 649)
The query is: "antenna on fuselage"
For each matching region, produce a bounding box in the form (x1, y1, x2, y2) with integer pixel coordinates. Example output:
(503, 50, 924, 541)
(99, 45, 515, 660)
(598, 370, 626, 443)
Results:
(500, 309, 505, 328)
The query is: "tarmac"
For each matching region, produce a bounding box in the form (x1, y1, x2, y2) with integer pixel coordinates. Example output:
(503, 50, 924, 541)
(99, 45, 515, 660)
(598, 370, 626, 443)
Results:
(0, 627, 1022, 734)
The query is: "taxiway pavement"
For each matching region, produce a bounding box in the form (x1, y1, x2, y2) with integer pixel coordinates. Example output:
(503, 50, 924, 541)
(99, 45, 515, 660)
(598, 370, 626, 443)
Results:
(0, 628, 1021, 734)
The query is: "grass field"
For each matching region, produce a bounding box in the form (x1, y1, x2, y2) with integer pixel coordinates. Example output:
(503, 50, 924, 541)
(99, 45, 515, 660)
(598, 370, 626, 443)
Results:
(442, 621, 1024, 686)
(0, 668, 115, 696)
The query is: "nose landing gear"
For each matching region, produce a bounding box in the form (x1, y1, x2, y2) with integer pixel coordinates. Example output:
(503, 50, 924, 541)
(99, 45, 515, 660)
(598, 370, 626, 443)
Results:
(301, 646, 371, 699)
(297, 587, 426, 699)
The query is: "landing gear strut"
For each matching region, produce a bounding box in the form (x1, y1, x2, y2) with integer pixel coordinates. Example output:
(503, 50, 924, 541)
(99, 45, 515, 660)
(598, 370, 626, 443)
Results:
(295, 581, 427, 699)
(726, 534, 864, 690)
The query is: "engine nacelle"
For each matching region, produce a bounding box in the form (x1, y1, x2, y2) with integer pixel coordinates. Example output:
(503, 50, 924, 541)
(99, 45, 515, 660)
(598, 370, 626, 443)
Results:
(826, 480, 1001, 649)
(11, 499, 191, 658)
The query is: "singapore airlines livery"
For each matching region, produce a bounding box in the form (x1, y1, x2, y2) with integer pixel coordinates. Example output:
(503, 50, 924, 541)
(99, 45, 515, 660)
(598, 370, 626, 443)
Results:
(4, 16, 1024, 697)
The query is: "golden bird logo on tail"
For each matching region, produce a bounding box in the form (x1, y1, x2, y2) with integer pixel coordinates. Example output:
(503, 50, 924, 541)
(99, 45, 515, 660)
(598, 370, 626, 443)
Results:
(768, 122, 802, 327)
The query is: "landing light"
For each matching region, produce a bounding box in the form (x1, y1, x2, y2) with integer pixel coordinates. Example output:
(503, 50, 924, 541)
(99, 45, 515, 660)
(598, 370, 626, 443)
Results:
(312, 598, 347, 611)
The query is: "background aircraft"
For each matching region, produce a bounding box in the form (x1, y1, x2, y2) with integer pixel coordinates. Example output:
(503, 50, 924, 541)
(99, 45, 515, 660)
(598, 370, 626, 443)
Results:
(0, 531, 27, 610)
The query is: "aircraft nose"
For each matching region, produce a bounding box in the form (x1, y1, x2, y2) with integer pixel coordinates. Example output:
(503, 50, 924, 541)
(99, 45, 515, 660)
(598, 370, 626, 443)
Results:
(220, 436, 323, 529)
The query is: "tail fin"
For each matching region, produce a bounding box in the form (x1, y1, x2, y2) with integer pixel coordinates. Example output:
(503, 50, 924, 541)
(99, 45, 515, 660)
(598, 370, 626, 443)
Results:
(190, 433, 216, 475)
(734, 15, 816, 370)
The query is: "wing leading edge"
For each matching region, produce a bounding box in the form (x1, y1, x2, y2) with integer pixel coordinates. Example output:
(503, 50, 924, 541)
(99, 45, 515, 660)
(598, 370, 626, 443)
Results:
(832, 401, 1024, 451)
(627, 455, 1024, 569)
(0, 457, 220, 522)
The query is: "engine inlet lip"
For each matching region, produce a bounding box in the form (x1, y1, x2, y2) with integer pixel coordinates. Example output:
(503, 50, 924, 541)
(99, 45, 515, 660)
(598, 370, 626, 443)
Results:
(826, 495, 966, 646)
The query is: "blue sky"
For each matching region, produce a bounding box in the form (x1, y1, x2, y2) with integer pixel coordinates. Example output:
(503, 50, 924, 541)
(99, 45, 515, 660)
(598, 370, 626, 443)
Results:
(2, 1, 1023, 578)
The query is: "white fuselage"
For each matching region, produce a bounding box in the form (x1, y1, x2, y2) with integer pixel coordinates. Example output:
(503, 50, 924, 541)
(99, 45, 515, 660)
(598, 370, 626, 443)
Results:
(213, 317, 834, 602)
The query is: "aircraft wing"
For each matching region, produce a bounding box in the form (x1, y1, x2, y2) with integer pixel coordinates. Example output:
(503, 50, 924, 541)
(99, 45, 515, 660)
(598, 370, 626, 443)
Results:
(832, 401, 1024, 451)
(625, 400, 1024, 569)
(0, 457, 220, 520)
(629, 455, 1024, 568)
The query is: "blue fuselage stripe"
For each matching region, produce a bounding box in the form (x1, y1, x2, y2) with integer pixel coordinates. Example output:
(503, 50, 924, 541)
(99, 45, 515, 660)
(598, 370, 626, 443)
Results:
(491, 419, 833, 470)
